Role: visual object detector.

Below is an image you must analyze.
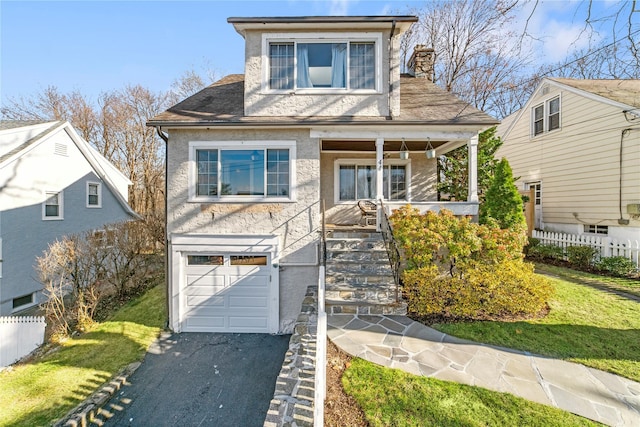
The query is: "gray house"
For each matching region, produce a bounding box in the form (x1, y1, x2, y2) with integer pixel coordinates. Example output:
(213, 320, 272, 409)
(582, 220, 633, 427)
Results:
(0, 120, 139, 315)
(148, 16, 498, 334)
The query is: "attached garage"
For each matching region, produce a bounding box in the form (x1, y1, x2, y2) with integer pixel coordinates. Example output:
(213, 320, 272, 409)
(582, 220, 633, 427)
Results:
(170, 235, 280, 333)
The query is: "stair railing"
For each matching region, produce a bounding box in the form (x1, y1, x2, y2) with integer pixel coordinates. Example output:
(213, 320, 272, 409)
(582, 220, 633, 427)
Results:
(379, 200, 402, 303)
(321, 199, 327, 267)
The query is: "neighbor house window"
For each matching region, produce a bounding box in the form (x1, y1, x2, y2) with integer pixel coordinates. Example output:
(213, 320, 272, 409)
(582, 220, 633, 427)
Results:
(584, 225, 608, 235)
(43, 191, 63, 220)
(87, 182, 102, 208)
(190, 141, 296, 202)
(12, 293, 34, 311)
(532, 96, 560, 136)
(336, 160, 408, 202)
(265, 33, 380, 91)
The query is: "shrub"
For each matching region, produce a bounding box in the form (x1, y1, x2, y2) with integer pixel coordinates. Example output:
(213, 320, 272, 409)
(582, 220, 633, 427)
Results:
(526, 244, 564, 261)
(596, 256, 636, 277)
(566, 245, 599, 269)
(479, 158, 526, 229)
(403, 260, 552, 321)
(524, 237, 540, 255)
(391, 207, 552, 321)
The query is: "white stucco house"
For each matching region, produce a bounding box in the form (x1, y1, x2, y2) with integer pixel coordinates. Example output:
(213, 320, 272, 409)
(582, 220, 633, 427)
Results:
(496, 78, 640, 242)
(147, 16, 498, 334)
(0, 120, 139, 315)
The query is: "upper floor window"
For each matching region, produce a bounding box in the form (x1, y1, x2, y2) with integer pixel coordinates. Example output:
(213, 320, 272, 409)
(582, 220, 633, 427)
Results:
(189, 141, 296, 202)
(532, 96, 560, 136)
(87, 182, 102, 208)
(43, 191, 63, 220)
(265, 33, 381, 92)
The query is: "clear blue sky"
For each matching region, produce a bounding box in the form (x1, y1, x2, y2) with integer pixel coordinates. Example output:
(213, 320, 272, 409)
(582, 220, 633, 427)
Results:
(0, 0, 634, 107)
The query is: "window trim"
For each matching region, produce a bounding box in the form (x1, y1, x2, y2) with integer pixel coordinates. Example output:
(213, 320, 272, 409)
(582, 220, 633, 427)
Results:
(42, 190, 64, 220)
(531, 95, 561, 138)
(188, 140, 297, 203)
(86, 181, 102, 208)
(333, 158, 411, 204)
(262, 32, 383, 94)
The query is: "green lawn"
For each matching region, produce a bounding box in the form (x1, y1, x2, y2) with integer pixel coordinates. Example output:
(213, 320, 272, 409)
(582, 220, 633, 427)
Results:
(431, 270, 640, 382)
(343, 357, 599, 427)
(0, 285, 165, 427)
(534, 262, 640, 298)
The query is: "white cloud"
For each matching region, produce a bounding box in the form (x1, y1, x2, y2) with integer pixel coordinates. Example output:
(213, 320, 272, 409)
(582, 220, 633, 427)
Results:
(328, 0, 353, 15)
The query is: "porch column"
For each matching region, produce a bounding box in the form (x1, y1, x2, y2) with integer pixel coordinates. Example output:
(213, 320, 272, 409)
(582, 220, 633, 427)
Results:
(375, 138, 384, 231)
(467, 134, 479, 203)
(375, 138, 385, 200)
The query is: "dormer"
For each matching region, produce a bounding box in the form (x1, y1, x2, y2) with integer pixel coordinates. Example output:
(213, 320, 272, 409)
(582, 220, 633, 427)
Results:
(228, 16, 417, 118)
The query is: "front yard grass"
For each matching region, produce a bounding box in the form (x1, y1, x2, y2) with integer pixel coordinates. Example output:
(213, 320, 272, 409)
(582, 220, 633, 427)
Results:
(343, 357, 598, 427)
(431, 271, 640, 382)
(0, 284, 165, 427)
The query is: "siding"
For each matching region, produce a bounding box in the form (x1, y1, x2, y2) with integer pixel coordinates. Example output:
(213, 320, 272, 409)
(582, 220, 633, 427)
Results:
(497, 84, 640, 228)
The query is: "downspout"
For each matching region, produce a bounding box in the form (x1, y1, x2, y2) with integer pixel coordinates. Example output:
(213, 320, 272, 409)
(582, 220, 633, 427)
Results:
(155, 126, 170, 329)
(388, 19, 397, 119)
(618, 128, 632, 225)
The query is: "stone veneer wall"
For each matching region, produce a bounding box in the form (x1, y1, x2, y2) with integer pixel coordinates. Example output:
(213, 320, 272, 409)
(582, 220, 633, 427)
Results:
(264, 284, 319, 427)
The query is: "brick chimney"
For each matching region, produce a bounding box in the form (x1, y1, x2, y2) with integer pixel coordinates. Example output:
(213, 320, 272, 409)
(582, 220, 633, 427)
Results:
(407, 45, 435, 82)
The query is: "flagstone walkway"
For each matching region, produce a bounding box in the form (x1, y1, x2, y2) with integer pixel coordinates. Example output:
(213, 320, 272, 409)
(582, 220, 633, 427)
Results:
(328, 314, 640, 427)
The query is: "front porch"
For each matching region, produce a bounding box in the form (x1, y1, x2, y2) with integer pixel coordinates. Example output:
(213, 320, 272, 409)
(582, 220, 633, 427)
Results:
(317, 128, 480, 227)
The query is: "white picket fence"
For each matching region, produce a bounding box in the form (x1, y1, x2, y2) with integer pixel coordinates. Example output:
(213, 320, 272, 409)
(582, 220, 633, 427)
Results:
(532, 230, 640, 268)
(0, 316, 46, 367)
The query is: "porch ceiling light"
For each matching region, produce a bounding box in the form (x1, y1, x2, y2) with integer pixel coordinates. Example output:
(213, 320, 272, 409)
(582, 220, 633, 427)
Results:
(425, 138, 436, 159)
(400, 138, 409, 160)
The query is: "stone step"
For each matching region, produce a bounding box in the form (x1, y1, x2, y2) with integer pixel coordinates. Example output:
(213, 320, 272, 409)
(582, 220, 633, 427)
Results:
(325, 288, 398, 304)
(325, 300, 408, 316)
(327, 231, 382, 240)
(325, 272, 394, 286)
(326, 262, 392, 275)
(326, 250, 389, 262)
(325, 238, 386, 251)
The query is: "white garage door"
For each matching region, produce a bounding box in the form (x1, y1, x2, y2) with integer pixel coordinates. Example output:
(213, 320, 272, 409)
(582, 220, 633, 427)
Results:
(182, 254, 274, 333)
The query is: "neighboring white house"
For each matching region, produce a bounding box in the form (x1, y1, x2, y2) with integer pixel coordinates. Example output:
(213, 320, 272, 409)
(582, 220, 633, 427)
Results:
(0, 120, 139, 315)
(496, 78, 640, 242)
(147, 16, 498, 334)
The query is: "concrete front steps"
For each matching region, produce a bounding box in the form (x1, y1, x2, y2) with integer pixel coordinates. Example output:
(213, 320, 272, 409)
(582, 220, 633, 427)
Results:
(324, 230, 407, 315)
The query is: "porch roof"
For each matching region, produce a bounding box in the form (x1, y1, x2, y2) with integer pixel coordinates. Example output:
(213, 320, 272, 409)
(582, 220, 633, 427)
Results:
(147, 74, 499, 128)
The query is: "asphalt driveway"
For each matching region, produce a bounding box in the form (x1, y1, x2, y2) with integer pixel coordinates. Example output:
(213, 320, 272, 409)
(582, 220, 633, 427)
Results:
(98, 332, 291, 427)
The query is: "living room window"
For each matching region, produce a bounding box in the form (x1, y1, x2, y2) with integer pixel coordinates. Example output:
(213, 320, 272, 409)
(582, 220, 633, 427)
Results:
(190, 141, 296, 202)
(43, 191, 63, 220)
(532, 96, 560, 137)
(265, 33, 380, 92)
(87, 182, 102, 208)
(335, 160, 408, 202)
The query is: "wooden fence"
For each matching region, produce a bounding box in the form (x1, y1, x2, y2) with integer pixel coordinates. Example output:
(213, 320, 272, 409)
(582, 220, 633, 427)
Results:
(0, 316, 46, 367)
(532, 230, 640, 268)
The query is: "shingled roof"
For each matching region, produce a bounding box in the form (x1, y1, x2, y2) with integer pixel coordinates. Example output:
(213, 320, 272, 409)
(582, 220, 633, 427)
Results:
(550, 78, 640, 108)
(148, 74, 498, 127)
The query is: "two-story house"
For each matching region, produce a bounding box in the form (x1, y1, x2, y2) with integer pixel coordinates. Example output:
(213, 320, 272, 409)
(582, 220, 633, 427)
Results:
(148, 16, 498, 334)
(0, 120, 139, 315)
(496, 78, 640, 241)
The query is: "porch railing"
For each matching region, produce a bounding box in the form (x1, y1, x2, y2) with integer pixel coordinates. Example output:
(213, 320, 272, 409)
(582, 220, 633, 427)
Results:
(321, 199, 327, 266)
(379, 200, 402, 303)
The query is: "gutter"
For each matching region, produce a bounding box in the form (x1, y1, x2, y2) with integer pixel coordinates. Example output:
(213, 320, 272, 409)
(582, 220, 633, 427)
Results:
(155, 126, 171, 330)
(146, 119, 500, 128)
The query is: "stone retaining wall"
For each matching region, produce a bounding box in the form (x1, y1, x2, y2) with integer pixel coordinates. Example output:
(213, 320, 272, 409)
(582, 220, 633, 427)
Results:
(264, 284, 319, 427)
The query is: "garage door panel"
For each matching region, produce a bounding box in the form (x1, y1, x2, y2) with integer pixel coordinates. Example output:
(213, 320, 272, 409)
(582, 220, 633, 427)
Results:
(228, 296, 268, 308)
(186, 283, 227, 296)
(184, 316, 225, 329)
(186, 273, 226, 288)
(187, 295, 225, 308)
